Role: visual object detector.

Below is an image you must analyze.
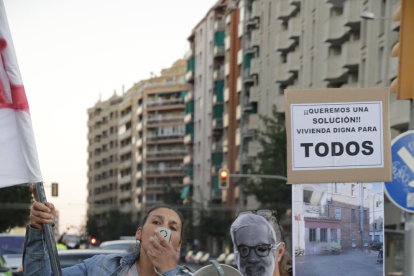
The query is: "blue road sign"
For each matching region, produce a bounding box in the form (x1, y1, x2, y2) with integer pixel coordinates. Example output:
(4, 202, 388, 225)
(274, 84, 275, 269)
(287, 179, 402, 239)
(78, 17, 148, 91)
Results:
(384, 130, 414, 213)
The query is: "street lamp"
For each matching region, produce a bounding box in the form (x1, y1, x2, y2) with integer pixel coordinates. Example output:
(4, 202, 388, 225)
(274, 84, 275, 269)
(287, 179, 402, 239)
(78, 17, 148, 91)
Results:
(360, 11, 392, 20)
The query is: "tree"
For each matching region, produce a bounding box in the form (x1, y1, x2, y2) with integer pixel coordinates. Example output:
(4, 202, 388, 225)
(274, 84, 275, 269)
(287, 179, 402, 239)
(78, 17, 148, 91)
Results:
(245, 106, 291, 211)
(0, 184, 32, 233)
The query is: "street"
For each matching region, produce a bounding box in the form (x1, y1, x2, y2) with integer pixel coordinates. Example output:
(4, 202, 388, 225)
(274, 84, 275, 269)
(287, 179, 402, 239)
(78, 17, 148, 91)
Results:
(295, 250, 383, 276)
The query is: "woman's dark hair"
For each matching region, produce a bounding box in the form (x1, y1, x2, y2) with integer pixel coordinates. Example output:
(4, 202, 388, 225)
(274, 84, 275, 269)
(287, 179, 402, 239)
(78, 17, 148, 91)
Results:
(141, 204, 185, 240)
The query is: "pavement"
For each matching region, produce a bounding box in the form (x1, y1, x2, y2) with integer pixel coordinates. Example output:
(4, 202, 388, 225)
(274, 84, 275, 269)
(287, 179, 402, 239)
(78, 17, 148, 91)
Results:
(295, 250, 383, 276)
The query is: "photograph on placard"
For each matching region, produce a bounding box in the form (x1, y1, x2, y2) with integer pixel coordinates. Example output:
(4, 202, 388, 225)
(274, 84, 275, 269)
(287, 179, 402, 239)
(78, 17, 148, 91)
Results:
(292, 183, 384, 276)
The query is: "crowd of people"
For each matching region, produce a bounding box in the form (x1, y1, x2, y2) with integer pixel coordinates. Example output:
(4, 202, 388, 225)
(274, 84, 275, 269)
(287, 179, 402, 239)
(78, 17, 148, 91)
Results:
(24, 185, 292, 276)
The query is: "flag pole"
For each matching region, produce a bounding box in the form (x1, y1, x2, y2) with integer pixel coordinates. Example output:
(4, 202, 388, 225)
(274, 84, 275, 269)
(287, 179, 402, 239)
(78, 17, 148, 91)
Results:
(34, 182, 63, 276)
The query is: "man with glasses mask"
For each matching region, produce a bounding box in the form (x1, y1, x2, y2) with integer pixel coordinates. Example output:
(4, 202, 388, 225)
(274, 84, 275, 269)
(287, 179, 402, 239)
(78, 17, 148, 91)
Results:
(230, 213, 286, 276)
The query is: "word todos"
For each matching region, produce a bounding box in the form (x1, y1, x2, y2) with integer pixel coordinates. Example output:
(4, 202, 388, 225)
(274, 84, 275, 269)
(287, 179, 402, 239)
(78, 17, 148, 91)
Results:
(300, 141, 374, 157)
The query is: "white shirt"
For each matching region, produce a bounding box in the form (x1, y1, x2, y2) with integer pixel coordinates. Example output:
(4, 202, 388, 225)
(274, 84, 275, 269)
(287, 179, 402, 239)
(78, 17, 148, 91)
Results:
(126, 262, 139, 276)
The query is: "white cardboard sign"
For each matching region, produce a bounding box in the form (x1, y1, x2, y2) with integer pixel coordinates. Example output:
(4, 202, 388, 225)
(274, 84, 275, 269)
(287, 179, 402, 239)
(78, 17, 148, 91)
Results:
(291, 101, 384, 171)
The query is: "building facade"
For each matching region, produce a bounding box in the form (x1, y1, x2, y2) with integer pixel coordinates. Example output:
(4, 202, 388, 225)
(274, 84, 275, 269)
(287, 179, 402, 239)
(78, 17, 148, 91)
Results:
(294, 183, 372, 255)
(87, 94, 123, 219)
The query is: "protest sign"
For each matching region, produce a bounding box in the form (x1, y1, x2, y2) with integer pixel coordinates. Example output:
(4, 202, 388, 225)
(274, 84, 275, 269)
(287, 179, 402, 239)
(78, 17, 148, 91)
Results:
(285, 88, 391, 184)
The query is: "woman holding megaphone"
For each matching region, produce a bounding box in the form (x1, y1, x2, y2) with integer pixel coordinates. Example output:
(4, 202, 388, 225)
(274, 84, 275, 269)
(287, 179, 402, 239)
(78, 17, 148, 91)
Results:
(23, 185, 194, 276)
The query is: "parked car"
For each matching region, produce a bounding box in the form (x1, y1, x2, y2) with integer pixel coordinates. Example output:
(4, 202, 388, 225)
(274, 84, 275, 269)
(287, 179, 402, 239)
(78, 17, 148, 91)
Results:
(0, 234, 25, 276)
(58, 249, 126, 269)
(371, 241, 383, 251)
(192, 251, 204, 264)
(99, 240, 136, 252)
(185, 250, 194, 263)
(216, 253, 226, 263)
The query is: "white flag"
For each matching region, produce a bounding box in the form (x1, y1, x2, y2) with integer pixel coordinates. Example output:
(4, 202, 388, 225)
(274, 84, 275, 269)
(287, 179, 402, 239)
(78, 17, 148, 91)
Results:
(0, 1, 42, 188)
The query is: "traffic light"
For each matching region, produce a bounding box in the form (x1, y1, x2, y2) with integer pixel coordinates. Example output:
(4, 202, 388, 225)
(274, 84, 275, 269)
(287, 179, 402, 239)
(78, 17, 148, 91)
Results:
(66, 224, 71, 230)
(390, 0, 414, 99)
(51, 182, 58, 197)
(219, 169, 229, 190)
(90, 238, 97, 245)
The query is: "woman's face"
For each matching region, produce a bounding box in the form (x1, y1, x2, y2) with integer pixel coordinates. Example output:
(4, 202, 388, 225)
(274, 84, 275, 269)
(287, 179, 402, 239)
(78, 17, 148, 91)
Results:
(136, 208, 182, 253)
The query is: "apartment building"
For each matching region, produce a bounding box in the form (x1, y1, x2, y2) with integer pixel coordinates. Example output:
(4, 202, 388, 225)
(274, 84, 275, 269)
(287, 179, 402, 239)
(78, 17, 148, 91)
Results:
(369, 192, 384, 243)
(87, 61, 188, 222)
(87, 94, 123, 218)
(118, 60, 188, 222)
(294, 183, 372, 254)
(184, 0, 230, 209)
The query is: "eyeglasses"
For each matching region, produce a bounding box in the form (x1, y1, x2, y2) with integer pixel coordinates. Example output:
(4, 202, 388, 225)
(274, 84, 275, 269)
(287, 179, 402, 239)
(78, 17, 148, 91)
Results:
(237, 242, 282, 258)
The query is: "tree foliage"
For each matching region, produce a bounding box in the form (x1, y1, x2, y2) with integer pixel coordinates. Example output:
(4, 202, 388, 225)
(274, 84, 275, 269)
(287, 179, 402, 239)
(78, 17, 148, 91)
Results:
(0, 184, 32, 233)
(245, 106, 291, 211)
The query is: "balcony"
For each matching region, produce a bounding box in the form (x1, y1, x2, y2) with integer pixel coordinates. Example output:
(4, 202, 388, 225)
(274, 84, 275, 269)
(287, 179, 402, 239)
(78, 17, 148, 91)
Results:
(250, 86, 259, 102)
(249, 114, 259, 130)
(214, 67, 225, 80)
(185, 70, 194, 82)
(146, 116, 185, 126)
(224, 87, 229, 102)
(184, 113, 194, 123)
(276, 31, 294, 52)
(251, 1, 260, 19)
(214, 45, 225, 57)
(322, 55, 348, 83)
(136, 138, 143, 148)
(146, 133, 185, 143)
(183, 176, 192, 185)
(119, 203, 133, 213)
(225, 62, 230, 76)
(251, 30, 260, 48)
(118, 190, 131, 200)
(136, 154, 143, 163)
(275, 63, 294, 84)
(184, 48, 194, 60)
(288, 16, 301, 40)
(243, 68, 254, 84)
(119, 129, 132, 141)
(146, 150, 187, 159)
(236, 105, 241, 120)
(237, 49, 243, 65)
(324, 16, 349, 45)
(238, 22, 244, 38)
(119, 144, 132, 155)
(118, 175, 132, 185)
(185, 92, 193, 104)
(118, 113, 132, 126)
(213, 118, 223, 129)
(287, 50, 300, 73)
(303, 203, 329, 218)
(237, 76, 242, 93)
(119, 160, 132, 170)
(136, 105, 143, 115)
(223, 139, 228, 153)
(214, 20, 225, 31)
(341, 40, 360, 70)
(212, 140, 223, 152)
(242, 124, 254, 138)
(223, 113, 229, 127)
(136, 121, 143, 131)
(146, 98, 184, 109)
(250, 58, 260, 75)
(184, 134, 193, 144)
(184, 155, 192, 165)
(343, 0, 361, 30)
(235, 128, 241, 146)
(277, 0, 296, 21)
(248, 140, 260, 157)
(146, 167, 186, 176)
(242, 97, 252, 112)
(136, 171, 143, 179)
(225, 36, 230, 51)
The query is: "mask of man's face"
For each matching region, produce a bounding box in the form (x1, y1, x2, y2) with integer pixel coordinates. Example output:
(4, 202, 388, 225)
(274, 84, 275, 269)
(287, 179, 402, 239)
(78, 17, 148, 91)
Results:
(235, 224, 276, 276)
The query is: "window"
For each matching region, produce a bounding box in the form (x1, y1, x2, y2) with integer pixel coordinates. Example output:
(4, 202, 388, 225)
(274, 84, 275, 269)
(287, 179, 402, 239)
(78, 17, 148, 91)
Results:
(352, 234, 357, 247)
(303, 190, 313, 203)
(351, 184, 356, 196)
(331, 229, 337, 242)
(320, 228, 327, 242)
(351, 209, 356, 221)
(364, 187, 368, 199)
(334, 183, 339, 193)
(335, 207, 341, 220)
(364, 210, 367, 221)
(363, 234, 368, 246)
(309, 229, 316, 242)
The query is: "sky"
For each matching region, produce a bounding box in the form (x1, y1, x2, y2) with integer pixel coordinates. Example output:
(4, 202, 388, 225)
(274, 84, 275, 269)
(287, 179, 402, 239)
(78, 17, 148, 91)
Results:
(3, 0, 218, 235)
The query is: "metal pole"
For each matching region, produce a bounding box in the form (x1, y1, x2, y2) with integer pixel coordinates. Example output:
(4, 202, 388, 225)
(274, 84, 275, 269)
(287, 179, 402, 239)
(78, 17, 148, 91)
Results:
(372, 194, 375, 245)
(34, 182, 62, 276)
(229, 173, 287, 181)
(404, 100, 414, 275)
(360, 185, 363, 248)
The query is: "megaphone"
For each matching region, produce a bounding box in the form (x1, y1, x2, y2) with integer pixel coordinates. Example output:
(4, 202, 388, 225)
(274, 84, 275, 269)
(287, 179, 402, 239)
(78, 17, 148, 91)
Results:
(193, 261, 243, 276)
